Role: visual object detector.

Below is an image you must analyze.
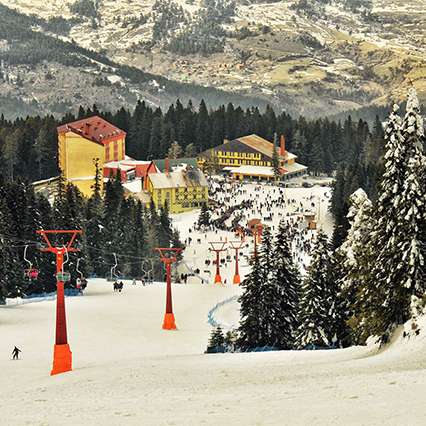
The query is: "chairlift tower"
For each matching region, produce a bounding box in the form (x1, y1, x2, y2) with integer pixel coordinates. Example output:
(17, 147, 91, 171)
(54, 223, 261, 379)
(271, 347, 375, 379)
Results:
(229, 240, 244, 285)
(248, 219, 263, 258)
(37, 230, 82, 376)
(208, 242, 227, 284)
(156, 248, 182, 330)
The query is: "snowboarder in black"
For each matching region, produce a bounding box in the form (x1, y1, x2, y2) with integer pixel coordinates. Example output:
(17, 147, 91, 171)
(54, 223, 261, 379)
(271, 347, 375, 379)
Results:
(12, 346, 21, 360)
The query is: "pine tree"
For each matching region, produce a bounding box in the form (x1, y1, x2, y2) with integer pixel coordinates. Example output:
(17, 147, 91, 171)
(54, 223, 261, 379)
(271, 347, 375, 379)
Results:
(237, 243, 267, 349)
(397, 88, 426, 292)
(197, 202, 211, 229)
(338, 189, 374, 314)
(337, 188, 374, 345)
(167, 141, 182, 159)
(269, 220, 301, 348)
(295, 229, 337, 349)
(271, 133, 280, 180)
(207, 325, 225, 349)
(238, 226, 298, 349)
(184, 143, 197, 157)
(86, 158, 106, 276)
(362, 92, 426, 342)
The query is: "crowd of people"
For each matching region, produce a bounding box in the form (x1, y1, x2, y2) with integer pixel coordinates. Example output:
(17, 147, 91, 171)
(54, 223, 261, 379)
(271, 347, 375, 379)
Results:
(205, 178, 327, 271)
(176, 177, 330, 281)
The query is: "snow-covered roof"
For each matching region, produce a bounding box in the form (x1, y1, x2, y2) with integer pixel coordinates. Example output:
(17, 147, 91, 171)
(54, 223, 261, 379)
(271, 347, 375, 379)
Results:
(225, 165, 276, 176)
(121, 160, 152, 166)
(149, 170, 208, 189)
(103, 162, 134, 172)
(282, 162, 308, 174)
(123, 180, 144, 193)
(224, 162, 307, 176)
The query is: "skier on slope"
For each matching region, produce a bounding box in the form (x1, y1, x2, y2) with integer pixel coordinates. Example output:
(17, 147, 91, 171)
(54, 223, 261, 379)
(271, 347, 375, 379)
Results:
(12, 346, 21, 360)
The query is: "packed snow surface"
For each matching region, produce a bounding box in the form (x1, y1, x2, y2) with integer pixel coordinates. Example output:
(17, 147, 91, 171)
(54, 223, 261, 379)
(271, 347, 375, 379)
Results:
(1, 181, 426, 425)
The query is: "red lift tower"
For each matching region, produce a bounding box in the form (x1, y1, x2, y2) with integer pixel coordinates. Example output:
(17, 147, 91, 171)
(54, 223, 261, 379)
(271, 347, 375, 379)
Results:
(229, 240, 245, 284)
(248, 219, 263, 258)
(209, 242, 227, 284)
(37, 230, 82, 376)
(156, 247, 182, 330)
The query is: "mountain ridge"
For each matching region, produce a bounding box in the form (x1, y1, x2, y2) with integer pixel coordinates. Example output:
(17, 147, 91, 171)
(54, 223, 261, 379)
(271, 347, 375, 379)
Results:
(1, 0, 426, 119)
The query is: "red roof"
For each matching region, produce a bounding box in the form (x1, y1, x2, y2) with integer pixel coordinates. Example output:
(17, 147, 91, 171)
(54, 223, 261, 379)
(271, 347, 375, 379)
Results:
(57, 116, 126, 145)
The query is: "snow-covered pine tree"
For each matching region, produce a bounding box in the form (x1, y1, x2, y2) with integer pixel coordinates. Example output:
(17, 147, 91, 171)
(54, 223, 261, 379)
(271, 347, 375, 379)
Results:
(239, 224, 302, 350)
(268, 219, 301, 348)
(237, 226, 272, 349)
(338, 190, 374, 309)
(295, 229, 337, 349)
(363, 91, 426, 342)
(360, 103, 406, 341)
(337, 188, 374, 345)
(397, 88, 426, 293)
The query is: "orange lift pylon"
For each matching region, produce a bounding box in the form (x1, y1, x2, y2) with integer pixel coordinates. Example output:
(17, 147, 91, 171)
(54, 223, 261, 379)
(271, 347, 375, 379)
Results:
(37, 230, 82, 376)
(248, 219, 263, 258)
(229, 240, 245, 284)
(209, 242, 227, 284)
(156, 247, 182, 330)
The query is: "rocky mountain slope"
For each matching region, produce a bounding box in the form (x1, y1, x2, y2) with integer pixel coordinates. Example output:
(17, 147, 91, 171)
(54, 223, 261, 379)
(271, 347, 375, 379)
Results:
(1, 0, 426, 119)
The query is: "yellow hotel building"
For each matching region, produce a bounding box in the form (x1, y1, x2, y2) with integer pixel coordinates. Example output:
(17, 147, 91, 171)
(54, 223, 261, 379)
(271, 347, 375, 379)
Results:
(146, 170, 208, 214)
(57, 116, 126, 197)
(197, 134, 307, 181)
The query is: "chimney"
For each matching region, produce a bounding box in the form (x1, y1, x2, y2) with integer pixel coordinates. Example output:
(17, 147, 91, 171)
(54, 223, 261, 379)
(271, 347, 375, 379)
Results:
(165, 157, 169, 173)
(280, 135, 286, 157)
(85, 122, 91, 134)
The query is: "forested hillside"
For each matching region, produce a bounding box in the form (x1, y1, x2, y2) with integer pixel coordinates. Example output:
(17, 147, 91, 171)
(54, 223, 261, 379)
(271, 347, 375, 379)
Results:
(0, 3, 268, 120)
(2, 0, 426, 118)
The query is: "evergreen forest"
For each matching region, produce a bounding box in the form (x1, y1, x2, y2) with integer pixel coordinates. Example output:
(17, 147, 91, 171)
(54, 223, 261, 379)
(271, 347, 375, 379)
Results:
(0, 170, 182, 302)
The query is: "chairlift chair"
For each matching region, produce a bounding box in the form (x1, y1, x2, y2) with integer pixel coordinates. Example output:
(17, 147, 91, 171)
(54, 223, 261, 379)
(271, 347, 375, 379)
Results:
(23, 245, 38, 281)
(107, 253, 119, 282)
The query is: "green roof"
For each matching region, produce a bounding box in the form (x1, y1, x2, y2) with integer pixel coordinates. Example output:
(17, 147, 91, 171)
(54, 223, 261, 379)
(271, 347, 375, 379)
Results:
(153, 158, 199, 172)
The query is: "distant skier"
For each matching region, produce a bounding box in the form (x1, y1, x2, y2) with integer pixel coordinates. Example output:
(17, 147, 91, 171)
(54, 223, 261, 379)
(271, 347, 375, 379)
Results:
(12, 346, 21, 360)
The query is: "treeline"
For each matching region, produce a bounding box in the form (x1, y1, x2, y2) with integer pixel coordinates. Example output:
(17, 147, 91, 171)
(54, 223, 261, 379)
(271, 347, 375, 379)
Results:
(0, 170, 182, 302)
(0, 100, 385, 188)
(0, 5, 112, 68)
